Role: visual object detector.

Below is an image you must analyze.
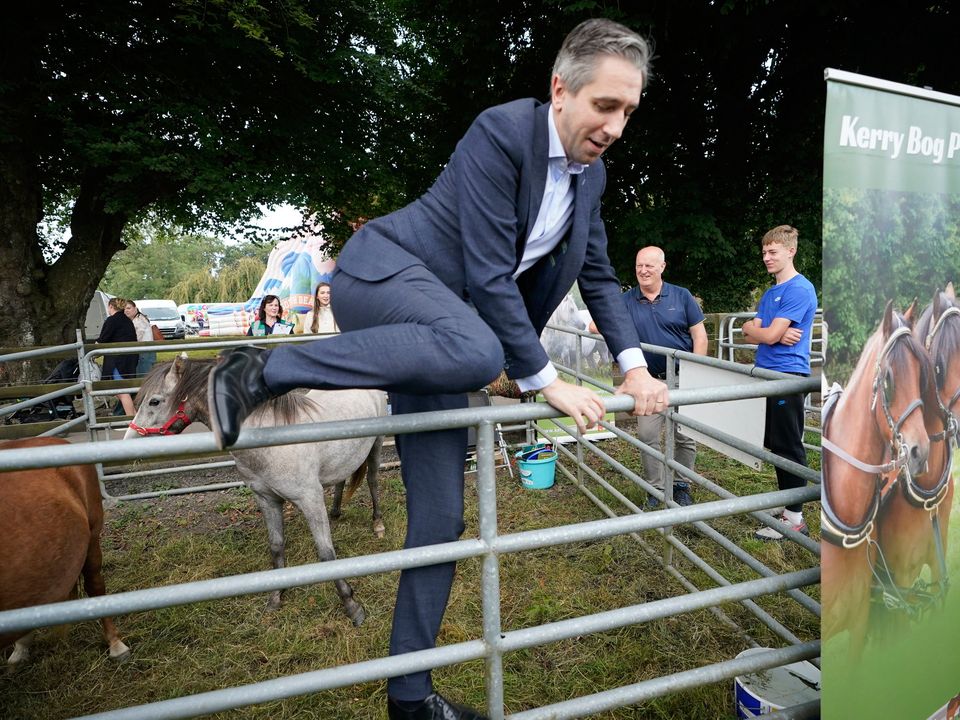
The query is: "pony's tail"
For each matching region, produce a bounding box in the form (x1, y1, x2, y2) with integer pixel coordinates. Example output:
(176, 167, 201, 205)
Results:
(340, 463, 368, 506)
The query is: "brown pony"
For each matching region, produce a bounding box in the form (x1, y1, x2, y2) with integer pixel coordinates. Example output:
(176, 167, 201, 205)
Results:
(821, 301, 930, 659)
(874, 287, 957, 623)
(0, 437, 129, 664)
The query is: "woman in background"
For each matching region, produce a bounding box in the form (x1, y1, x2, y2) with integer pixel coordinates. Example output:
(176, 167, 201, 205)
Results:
(98, 297, 138, 415)
(124, 300, 156, 377)
(247, 295, 295, 336)
(301, 282, 339, 335)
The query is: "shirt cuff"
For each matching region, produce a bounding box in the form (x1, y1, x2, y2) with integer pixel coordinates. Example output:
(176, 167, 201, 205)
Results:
(616, 348, 647, 373)
(515, 363, 559, 393)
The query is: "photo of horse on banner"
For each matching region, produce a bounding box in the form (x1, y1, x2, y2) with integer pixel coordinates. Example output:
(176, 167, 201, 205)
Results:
(821, 290, 959, 682)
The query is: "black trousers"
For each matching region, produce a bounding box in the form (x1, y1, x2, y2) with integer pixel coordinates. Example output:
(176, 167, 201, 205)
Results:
(764, 390, 808, 513)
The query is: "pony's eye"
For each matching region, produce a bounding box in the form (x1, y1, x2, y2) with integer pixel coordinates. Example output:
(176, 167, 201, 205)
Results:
(935, 363, 945, 390)
(149, 397, 162, 407)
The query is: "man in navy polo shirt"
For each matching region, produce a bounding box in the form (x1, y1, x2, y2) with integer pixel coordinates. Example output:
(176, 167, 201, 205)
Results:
(615, 246, 707, 508)
(742, 225, 817, 540)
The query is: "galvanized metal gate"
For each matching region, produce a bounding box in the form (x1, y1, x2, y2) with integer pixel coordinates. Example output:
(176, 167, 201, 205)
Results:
(0, 330, 821, 719)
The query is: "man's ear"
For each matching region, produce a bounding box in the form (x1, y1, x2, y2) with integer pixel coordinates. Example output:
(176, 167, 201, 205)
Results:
(551, 74, 566, 109)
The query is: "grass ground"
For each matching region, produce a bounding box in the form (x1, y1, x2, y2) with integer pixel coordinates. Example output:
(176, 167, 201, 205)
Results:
(0, 425, 820, 720)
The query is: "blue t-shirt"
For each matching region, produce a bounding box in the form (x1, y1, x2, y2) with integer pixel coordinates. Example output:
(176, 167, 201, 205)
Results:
(754, 273, 818, 374)
(621, 282, 705, 377)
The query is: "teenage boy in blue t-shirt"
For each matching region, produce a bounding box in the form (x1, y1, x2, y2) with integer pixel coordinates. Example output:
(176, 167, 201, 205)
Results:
(742, 225, 818, 540)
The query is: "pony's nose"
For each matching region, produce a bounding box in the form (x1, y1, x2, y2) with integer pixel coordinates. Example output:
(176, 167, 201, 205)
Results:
(908, 442, 929, 477)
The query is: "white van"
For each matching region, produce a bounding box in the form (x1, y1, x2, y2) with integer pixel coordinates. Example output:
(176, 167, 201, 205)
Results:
(136, 299, 187, 339)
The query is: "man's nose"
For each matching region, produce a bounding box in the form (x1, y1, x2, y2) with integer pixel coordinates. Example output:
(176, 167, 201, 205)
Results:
(604, 113, 628, 140)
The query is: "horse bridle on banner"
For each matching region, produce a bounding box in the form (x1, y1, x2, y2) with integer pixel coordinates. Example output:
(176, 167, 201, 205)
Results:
(128, 400, 193, 436)
(926, 305, 960, 435)
(821, 326, 924, 548)
(901, 304, 960, 512)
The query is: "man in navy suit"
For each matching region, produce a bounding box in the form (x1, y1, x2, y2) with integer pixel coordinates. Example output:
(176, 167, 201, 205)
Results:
(209, 18, 664, 719)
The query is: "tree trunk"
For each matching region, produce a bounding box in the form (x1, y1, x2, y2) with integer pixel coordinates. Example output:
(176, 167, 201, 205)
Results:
(0, 159, 127, 383)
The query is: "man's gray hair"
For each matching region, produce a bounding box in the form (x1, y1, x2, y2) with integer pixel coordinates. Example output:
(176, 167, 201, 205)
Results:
(551, 18, 652, 97)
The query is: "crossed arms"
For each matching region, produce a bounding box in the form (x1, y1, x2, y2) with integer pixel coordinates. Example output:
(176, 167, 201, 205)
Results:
(741, 317, 802, 346)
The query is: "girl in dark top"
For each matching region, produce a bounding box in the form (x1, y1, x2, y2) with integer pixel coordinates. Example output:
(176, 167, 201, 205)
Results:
(97, 297, 138, 415)
(247, 295, 295, 336)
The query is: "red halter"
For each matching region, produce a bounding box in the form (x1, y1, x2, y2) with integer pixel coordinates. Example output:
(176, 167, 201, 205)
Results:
(128, 401, 193, 436)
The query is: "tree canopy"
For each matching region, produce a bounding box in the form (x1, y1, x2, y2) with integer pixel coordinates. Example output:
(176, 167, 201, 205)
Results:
(101, 225, 223, 301)
(3, 0, 959, 359)
(1, 0, 423, 352)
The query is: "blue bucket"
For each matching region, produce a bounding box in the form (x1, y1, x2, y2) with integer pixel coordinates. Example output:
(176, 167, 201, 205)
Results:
(515, 447, 557, 490)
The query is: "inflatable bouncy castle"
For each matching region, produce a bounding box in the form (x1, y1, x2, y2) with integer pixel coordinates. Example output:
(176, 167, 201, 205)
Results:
(179, 235, 336, 336)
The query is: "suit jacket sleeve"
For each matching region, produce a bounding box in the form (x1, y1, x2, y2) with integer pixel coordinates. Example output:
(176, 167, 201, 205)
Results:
(455, 107, 553, 378)
(575, 186, 642, 358)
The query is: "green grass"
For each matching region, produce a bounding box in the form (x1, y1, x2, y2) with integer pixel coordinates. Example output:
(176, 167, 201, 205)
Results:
(0, 436, 819, 720)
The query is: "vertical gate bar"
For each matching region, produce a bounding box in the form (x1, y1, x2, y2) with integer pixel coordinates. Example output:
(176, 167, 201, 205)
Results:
(576, 332, 584, 488)
(76, 334, 111, 499)
(476, 420, 505, 719)
(663, 360, 676, 566)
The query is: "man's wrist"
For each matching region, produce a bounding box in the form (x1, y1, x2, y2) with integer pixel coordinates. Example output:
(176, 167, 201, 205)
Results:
(515, 363, 559, 393)
(616, 348, 647, 374)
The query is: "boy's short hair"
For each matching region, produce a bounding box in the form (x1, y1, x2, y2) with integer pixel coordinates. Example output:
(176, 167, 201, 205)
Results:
(762, 225, 798, 250)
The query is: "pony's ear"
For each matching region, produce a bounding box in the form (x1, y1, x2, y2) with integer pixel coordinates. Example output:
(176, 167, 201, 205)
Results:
(946, 282, 956, 300)
(904, 298, 918, 324)
(173, 352, 189, 377)
(934, 288, 945, 320)
(882, 299, 895, 338)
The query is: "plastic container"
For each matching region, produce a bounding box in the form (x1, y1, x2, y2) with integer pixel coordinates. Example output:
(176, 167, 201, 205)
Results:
(733, 648, 820, 718)
(515, 447, 557, 489)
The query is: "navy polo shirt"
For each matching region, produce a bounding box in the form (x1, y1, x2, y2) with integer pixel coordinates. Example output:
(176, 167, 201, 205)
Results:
(621, 282, 704, 377)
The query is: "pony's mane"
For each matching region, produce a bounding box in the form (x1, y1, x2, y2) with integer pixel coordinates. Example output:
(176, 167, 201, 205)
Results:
(136, 358, 316, 427)
(887, 310, 930, 395)
(920, 292, 960, 395)
(135, 358, 215, 407)
(248, 391, 319, 427)
(847, 309, 929, 396)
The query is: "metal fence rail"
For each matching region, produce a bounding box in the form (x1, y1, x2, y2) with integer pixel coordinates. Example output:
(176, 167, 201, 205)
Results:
(0, 369, 819, 720)
(0, 329, 820, 719)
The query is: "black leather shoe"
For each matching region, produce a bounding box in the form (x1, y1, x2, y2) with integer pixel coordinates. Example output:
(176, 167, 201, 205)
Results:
(387, 692, 488, 720)
(208, 346, 275, 449)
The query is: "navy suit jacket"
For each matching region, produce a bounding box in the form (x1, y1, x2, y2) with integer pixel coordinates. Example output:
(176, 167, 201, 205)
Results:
(337, 98, 641, 380)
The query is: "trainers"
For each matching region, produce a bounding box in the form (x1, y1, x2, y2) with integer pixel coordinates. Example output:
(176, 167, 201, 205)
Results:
(673, 486, 694, 507)
(646, 494, 662, 510)
(754, 514, 809, 541)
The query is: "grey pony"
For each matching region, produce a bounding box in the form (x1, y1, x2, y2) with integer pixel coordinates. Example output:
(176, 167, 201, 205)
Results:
(125, 355, 386, 625)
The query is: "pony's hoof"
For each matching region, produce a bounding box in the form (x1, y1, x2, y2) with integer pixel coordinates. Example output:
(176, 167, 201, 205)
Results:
(349, 606, 366, 627)
(373, 521, 385, 539)
(7, 641, 30, 665)
(109, 642, 132, 662)
(265, 592, 283, 612)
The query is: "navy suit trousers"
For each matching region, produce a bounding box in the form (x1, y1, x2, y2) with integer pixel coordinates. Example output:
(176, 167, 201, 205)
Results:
(263, 266, 504, 396)
(262, 266, 504, 700)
